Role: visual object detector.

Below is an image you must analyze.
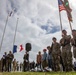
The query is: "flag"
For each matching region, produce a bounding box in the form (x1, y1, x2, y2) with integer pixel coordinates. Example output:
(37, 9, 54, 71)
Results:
(20, 45, 24, 52)
(64, 0, 72, 22)
(13, 45, 17, 53)
(58, 0, 65, 11)
(13, 45, 24, 53)
(64, 0, 72, 12)
(66, 10, 72, 22)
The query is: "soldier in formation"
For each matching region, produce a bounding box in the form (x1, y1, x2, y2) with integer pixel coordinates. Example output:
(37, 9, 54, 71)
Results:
(7, 51, 14, 72)
(60, 30, 72, 71)
(71, 30, 76, 59)
(51, 37, 61, 71)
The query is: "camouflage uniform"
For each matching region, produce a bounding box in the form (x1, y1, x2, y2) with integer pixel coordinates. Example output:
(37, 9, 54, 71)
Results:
(60, 35, 72, 71)
(52, 38, 61, 71)
(71, 30, 76, 59)
(13, 59, 17, 71)
(7, 51, 14, 72)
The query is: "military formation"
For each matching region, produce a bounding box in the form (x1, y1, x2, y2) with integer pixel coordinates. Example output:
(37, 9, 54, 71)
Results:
(0, 29, 76, 72)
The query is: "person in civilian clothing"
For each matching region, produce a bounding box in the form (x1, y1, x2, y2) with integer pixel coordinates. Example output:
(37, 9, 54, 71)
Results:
(47, 46, 52, 69)
(36, 51, 42, 70)
(42, 49, 48, 70)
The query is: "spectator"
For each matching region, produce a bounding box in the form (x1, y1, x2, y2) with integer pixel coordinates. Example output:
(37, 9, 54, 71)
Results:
(47, 46, 52, 69)
(36, 51, 42, 70)
(42, 49, 48, 70)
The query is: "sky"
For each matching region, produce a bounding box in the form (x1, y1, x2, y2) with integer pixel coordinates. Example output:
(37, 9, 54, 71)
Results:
(0, 0, 76, 63)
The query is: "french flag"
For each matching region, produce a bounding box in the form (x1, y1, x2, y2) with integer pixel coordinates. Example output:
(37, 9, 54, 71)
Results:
(13, 45, 24, 53)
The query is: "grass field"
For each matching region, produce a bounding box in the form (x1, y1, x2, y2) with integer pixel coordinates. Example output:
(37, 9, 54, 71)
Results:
(0, 72, 76, 75)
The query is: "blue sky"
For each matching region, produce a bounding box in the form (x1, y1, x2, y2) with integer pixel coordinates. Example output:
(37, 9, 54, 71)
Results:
(0, 0, 76, 63)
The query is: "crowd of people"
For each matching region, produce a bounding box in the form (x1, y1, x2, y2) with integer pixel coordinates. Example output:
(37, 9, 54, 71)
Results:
(23, 29, 76, 72)
(0, 29, 76, 72)
(0, 51, 23, 72)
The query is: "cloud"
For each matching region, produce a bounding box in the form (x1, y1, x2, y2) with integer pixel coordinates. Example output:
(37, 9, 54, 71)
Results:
(0, 0, 76, 62)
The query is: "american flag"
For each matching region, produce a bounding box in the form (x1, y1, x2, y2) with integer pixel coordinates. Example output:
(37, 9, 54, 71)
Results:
(58, 0, 65, 11)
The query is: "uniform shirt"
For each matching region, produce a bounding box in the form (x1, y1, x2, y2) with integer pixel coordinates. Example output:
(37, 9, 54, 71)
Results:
(60, 35, 71, 47)
(52, 42, 60, 51)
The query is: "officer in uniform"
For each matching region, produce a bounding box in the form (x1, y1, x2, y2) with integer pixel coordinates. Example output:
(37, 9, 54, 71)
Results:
(60, 30, 72, 71)
(51, 37, 61, 71)
(23, 51, 29, 71)
(7, 51, 14, 72)
(71, 30, 76, 59)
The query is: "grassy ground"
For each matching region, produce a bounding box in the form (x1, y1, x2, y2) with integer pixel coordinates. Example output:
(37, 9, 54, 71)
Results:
(0, 72, 76, 75)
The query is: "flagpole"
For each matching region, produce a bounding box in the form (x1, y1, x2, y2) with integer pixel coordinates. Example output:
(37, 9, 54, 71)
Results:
(59, 11, 63, 32)
(12, 18, 19, 49)
(57, 0, 63, 34)
(69, 21, 72, 32)
(0, 15, 9, 51)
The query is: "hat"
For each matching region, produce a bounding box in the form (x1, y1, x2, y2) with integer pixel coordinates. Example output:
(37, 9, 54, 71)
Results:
(43, 49, 47, 52)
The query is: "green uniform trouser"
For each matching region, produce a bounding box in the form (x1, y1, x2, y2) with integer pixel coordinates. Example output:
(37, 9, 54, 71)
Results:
(62, 45, 72, 71)
(52, 51, 60, 71)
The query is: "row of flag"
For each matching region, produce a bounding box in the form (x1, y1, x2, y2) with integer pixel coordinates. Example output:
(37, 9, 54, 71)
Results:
(58, 0, 72, 22)
(13, 45, 24, 54)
